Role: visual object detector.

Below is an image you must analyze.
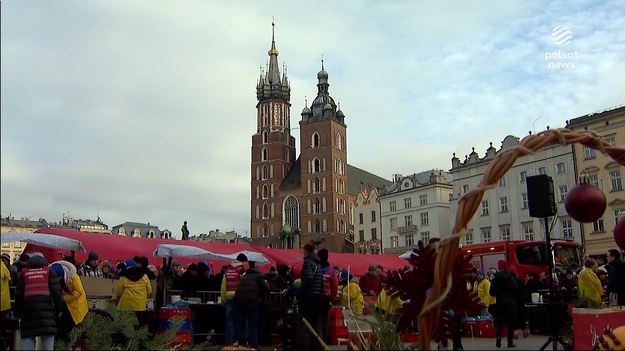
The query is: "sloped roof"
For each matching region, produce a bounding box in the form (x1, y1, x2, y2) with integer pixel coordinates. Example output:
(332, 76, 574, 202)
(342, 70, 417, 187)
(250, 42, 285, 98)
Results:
(347, 164, 392, 195)
(280, 157, 302, 190)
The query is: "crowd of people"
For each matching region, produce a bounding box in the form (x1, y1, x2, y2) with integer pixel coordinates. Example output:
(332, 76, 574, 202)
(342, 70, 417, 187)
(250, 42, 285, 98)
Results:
(1, 246, 624, 351)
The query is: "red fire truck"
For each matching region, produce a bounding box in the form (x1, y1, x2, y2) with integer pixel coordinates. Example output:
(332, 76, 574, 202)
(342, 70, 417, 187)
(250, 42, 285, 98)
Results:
(459, 239, 582, 279)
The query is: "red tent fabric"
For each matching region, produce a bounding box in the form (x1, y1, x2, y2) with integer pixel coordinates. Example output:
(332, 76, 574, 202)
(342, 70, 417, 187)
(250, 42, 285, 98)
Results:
(24, 228, 408, 277)
(26, 228, 274, 272)
(254, 247, 407, 277)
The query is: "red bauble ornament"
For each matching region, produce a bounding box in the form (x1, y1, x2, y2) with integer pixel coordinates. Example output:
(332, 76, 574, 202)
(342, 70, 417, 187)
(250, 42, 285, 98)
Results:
(565, 182, 606, 223)
(615, 217, 625, 251)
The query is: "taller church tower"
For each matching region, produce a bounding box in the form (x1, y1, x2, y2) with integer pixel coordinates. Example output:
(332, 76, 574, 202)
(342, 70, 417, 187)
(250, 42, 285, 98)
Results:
(250, 22, 296, 241)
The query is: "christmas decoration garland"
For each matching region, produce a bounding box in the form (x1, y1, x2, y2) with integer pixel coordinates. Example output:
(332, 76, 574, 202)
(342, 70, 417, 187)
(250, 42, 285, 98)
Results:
(418, 128, 625, 350)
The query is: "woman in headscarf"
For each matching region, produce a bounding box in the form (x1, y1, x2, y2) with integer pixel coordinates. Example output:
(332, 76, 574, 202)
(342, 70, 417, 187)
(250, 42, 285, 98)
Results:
(50, 260, 88, 342)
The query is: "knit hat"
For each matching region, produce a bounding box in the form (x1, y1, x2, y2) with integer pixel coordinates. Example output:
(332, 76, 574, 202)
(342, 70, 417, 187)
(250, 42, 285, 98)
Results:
(476, 269, 485, 276)
(1, 253, 10, 262)
(268, 266, 278, 276)
(509, 265, 518, 275)
(100, 260, 112, 269)
(88, 251, 99, 261)
(124, 259, 136, 268)
(341, 268, 349, 279)
(50, 263, 65, 278)
(236, 253, 248, 263)
(198, 261, 209, 271)
(497, 260, 508, 271)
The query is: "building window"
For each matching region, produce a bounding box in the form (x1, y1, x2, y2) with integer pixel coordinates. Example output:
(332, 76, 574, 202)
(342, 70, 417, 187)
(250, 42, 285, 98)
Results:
(559, 185, 569, 202)
(499, 176, 507, 187)
(482, 228, 492, 243)
(336, 133, 343, 150)
(465, 230, 474, 245)
(584, 146, 596, 159)
(604, 135, 616, 146)
(420, 212, 429, 226)
(404, 215, 413, 227)
(370, 211, 376, 222)
(284, 195, 300, 231)
(391, 236, 399, 248)
(359, 213, 363, 224)
(311, 158, 321, 173)
(500, 197, 508, 212)
(462, 184, 470, 194)
(420, 231, 430, 244)
(610, 170, 623, 191)
(262, 165, 269, 180)
(371, 228, 377, 240)
(593, 218, 605, 233)
(419, 194, 428, 206)
(312, 132, 320, 148)
(561, 218, 573, 238)
(538, 167, 547, 175)
(389, 201, 397, 212)
(500, 225, 511, 240)
(404, 198, 412, 209)
(481, 200, 489, 215)
(520, 171, 528, 183)
(262, 185, 269, 199)
(405, 234, 415, 247)
(261, 148, 268, 161)
(523, 222, 534, 241)
(390, 218, 397, 230)
(2, 242, 10, 248)
(589, 173, 600, 188)
(557, 162, 567, 174)
(313, 199, 321, 214)
(359, 230, 365, 242)
(263, 204, 270, 219)
(521, 193, 528, 209)
(262, 130, 268, 144)
(615, 209, 624, 225)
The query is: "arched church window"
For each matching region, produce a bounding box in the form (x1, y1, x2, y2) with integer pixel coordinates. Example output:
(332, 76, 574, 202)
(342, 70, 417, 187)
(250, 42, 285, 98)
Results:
(312, 158, 321, 173)
(262, 165, 269, 180)
(312, 132, 320, 148)
(283, 195, 300, 231)
(262, 185, 269, 199)
(313, 177, 320, 193)
(261, 148, 268, 161)
(263, 204, 270, 219)
(262, 130, 268, 144)
(336, 133, 342, 150)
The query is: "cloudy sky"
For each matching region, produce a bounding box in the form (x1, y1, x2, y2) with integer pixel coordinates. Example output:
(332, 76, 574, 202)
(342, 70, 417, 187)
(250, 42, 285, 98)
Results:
(2, 1, 624, 238)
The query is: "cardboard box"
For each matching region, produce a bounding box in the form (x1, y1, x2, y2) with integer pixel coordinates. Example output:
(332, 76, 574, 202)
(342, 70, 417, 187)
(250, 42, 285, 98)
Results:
(82, 276, 156, 299)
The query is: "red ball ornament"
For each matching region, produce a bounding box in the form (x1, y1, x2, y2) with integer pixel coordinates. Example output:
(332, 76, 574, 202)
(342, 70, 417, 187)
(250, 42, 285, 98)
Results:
(565, 179, 606, 223)
(615, 217, 625, 251)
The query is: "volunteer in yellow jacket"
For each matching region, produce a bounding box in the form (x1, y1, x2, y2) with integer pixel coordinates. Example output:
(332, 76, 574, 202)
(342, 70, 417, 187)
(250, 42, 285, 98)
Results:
(1, 255, 11, 316)
(50, 260, 88, 342)
(375, 284, 403, 316)
(473, 269, 495, 313)
(114, 259, 152, 311)
(578, 258, 603, 307)
(339, 269, 364, 315)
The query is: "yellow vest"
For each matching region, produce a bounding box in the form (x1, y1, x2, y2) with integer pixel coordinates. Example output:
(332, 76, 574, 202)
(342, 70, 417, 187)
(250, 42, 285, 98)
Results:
(1, 263, 10, 312)
(64, 275, 88, 324)
(114, 275, 152, 311)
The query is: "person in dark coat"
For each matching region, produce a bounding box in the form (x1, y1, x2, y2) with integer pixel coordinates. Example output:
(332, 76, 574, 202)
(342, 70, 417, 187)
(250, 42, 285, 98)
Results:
(232, 263, 270, 349)
(265, 266, 287, 292)
(509, 265, 528, 337)
(524, 272, 542, 302)
(606, 249, 625, 305)
(489, 260, 518, 348)
(14, 255, 64, 350)
(297, 244, 326, 351)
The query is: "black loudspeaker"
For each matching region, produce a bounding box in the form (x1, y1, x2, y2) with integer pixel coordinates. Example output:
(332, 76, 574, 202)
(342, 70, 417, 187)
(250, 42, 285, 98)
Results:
(526, 174, 557, 218)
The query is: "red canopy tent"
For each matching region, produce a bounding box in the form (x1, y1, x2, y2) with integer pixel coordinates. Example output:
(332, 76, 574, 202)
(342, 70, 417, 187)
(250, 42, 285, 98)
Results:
(254, 247, 408, 277)
(26, 228, 275, 272)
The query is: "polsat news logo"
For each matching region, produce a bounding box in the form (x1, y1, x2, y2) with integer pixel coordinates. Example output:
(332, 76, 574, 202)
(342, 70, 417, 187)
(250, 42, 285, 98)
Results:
(545, 26, 578, 69)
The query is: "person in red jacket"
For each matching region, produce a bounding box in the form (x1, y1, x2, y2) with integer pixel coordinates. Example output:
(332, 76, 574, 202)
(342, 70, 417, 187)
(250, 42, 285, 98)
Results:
(359, 265, 382, 296)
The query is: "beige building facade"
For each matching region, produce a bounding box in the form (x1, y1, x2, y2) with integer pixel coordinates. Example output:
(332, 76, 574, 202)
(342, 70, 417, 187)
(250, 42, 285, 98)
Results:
(353, 186, 383, 254)
(566, 105, 625, 261)
(1, 216, 49, 262)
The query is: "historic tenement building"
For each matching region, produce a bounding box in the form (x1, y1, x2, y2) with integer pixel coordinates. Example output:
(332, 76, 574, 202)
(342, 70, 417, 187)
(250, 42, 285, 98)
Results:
(250, 23, 389, 252)
(1, 216, 49, 262)
(567, 105, 624, 262)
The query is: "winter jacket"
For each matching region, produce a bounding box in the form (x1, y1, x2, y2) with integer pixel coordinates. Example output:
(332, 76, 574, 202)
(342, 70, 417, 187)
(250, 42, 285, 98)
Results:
(232, 268, 270, 304)
(1, 262, 10, 311)
(375, 287, 402, 315)
(358, 272, 382, 295)
(340, 281, 364, 315)
(578, 267, 603, 306)
(489, 270, 518, 327)
(53, 260, 88, 325)
(299, 252, 324, 299)
(606, 259, 625, 305)
(220, 262, 244, 302)
(474, 278, 494, 307)
(14, 255, 65, 338)
(77, 262, 102, 278)
(114, 267, 152, 311)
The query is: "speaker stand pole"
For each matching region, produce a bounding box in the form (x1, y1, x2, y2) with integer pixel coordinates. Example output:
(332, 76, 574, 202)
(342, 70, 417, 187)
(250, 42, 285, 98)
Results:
(539, 216, 564, 351)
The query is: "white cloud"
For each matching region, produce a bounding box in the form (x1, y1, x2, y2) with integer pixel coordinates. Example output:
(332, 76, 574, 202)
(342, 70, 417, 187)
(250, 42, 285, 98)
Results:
(2, 0, 624, 237)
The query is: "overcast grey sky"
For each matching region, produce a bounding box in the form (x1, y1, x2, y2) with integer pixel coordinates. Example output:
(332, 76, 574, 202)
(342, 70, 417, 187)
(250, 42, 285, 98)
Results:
(2, 1, 624, 238)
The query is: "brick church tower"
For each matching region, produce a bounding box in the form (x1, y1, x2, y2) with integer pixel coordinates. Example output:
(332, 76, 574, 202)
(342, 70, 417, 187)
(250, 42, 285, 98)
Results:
(251, 22, 349, 251)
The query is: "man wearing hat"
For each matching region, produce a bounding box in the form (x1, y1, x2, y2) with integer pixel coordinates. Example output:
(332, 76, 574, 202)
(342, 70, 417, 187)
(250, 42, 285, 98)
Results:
(358, 264, 382, 296)
(78, 251, 103, 278)
(221, 253, 248, 346)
